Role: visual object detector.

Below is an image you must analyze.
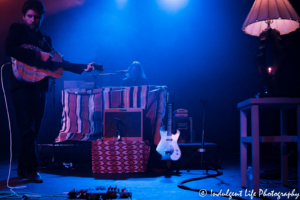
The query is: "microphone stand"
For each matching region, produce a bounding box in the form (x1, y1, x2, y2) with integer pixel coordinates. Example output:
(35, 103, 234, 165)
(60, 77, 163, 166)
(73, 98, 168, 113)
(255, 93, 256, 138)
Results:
(114, 118, 122, 141)
(176, 98, 220, 174)
(199, 98, 207, 165)
(88, 73, 117, 89)
(93, 75, 98, 89)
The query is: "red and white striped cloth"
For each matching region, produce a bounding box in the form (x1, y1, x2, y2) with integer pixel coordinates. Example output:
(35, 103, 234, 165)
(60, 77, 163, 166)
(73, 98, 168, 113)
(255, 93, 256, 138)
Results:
(55, 89, 103, 142)
(56, 86, 166, 143)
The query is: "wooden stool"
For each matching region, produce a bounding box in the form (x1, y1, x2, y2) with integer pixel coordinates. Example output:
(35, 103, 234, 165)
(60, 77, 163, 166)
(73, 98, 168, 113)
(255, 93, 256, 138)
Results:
(238, 98, 300, 193)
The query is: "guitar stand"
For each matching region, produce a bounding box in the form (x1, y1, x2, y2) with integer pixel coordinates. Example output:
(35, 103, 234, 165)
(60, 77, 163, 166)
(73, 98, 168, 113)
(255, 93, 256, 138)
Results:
(175, 147, 220, 174)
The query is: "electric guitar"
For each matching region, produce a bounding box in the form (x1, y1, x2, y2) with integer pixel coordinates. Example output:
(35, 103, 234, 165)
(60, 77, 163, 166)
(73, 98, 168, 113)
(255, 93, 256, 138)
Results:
(11, 44, 103, 82)
(156, 93, 181, 161)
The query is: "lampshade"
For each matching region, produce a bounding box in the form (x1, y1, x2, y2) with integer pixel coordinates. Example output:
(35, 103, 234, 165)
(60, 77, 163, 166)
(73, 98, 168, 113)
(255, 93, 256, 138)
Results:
(242, 0, 300, 36)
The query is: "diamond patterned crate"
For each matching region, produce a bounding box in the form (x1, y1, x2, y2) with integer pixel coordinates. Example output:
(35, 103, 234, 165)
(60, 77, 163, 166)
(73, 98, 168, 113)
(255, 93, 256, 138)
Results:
(92, 140, 151, 173)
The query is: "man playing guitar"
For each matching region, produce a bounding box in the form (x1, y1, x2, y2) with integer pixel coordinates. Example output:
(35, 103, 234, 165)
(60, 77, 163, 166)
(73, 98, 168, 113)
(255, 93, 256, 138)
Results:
(4, 0, 95, 183)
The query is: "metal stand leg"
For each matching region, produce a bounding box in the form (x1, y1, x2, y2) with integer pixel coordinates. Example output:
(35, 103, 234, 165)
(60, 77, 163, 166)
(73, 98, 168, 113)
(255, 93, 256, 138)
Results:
(176, 148, 220, 174)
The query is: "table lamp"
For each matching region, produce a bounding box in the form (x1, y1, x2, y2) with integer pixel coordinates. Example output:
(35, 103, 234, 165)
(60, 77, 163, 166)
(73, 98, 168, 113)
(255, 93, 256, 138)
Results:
(242, 0, 300, 97)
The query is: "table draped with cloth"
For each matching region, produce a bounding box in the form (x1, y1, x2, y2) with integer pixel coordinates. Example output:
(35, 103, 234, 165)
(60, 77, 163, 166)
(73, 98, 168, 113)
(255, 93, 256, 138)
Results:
(55, 85, 167, 173)
(56, 85, 166, 143)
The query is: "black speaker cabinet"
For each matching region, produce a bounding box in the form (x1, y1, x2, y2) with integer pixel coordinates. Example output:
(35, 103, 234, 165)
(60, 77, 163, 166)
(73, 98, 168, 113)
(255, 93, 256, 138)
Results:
(173, 117, 193, 143)
(103, 108, 143, 141)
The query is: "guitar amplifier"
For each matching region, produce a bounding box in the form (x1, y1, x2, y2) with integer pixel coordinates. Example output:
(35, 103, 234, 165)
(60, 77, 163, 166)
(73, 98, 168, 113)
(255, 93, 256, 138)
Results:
(103, 108, 143, 141)
(173, 117, 193, 143)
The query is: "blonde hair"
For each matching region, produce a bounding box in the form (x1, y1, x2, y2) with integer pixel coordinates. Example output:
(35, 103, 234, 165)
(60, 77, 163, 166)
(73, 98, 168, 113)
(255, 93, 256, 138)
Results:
(126, 61, 147, 79)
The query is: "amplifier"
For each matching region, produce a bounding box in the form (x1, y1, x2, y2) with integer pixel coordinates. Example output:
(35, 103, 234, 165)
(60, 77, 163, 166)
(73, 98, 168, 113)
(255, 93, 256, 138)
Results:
(174, 109, 189, 118)
(173, 117, 193, 143)
(103, 108, 143, 141)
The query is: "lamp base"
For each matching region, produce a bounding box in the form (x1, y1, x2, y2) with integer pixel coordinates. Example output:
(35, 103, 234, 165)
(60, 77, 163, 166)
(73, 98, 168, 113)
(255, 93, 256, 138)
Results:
(255, 87, 275, 98)
(255, 88, 292, 98)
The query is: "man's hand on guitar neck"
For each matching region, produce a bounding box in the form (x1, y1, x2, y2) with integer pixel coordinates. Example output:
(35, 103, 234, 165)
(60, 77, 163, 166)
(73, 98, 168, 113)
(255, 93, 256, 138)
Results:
(40, 51, 95, 72)
(84, 62, 95, 72)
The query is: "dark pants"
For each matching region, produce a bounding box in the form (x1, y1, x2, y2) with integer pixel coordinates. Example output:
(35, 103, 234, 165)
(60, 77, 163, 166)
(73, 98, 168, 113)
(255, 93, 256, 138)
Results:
(11, 88, 46, 173)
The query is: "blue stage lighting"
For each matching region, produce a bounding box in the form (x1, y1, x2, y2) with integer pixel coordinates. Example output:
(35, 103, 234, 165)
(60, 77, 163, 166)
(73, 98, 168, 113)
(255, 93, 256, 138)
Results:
(116, 0, 127, 9)
(156, 0, 189, 13)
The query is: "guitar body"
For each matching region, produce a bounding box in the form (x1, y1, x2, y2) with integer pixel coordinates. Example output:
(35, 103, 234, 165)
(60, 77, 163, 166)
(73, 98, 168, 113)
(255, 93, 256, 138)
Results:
(156, 127, 181, 161)
(12, 44, 63, 82)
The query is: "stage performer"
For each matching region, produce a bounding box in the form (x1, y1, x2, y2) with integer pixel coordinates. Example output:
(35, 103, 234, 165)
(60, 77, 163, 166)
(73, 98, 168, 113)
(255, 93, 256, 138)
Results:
(5, 0, 95, 183)
(121, 61, 149, 86)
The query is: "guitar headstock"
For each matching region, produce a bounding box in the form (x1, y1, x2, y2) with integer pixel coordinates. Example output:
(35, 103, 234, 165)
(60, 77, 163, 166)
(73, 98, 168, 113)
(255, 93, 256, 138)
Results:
(92, 63, 104, 72)
(166, 92, 175, 104)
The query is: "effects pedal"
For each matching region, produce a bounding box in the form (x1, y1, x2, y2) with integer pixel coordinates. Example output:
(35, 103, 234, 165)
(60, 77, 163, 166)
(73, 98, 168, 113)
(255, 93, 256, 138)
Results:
(119, 188, 131, 199)
(86, 187, 107, 200)
(68, 186, 132, 200)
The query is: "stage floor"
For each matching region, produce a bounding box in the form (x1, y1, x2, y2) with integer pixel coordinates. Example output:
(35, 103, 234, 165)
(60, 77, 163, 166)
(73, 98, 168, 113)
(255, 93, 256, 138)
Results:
(0, 153, 297, 200)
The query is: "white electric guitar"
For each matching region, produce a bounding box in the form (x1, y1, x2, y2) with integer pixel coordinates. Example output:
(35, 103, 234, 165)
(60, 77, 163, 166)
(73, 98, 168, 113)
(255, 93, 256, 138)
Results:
(156, 93, 181, 161)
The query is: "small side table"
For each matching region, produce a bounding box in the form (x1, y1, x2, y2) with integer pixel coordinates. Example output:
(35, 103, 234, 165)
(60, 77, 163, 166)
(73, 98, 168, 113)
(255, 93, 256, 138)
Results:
(238, 98, 300, 193)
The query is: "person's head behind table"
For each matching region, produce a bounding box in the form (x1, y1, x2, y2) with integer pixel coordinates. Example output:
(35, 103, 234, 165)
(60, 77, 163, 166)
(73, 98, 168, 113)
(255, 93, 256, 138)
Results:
(126, 61, 147, 81)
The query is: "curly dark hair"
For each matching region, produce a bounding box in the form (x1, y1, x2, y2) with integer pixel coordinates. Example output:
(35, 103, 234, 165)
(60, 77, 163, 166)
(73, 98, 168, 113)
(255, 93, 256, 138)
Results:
(22, 0, 46, 16)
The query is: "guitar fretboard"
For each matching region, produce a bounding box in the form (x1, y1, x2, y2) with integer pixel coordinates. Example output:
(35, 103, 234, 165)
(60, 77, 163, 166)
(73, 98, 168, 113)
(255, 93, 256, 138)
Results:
(167, 103, 172, 136)
(54, 62, 89, 70)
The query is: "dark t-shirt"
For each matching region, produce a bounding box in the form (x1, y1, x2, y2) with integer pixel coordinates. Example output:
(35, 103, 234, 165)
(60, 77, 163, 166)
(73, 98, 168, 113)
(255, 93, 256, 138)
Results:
(121, 77, 149, 87)
(5, 23, 54, 92)
(5, 23, 83, 92)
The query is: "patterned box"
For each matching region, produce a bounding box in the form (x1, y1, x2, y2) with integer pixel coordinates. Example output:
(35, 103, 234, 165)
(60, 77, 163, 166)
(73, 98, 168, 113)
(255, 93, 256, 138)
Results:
(92, 140, 151, 173)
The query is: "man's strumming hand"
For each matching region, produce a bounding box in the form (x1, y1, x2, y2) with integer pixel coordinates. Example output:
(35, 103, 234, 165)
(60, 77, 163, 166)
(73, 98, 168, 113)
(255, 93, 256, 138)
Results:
(84, 62, 95, 72)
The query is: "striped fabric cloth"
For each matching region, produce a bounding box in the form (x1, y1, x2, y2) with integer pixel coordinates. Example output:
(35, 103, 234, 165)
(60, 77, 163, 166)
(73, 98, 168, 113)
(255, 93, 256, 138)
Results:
(56, 86, 166, 143)
(55, 89, 103, 142)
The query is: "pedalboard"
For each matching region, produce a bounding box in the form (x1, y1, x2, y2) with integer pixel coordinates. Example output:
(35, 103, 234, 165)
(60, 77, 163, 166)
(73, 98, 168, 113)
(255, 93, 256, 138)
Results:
(68, 186, 132, 200)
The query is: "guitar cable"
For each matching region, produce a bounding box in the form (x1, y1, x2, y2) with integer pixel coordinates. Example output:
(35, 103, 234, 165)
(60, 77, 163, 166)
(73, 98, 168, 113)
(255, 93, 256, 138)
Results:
(1, 63, 27, 196)
(177, 170, 248, 200)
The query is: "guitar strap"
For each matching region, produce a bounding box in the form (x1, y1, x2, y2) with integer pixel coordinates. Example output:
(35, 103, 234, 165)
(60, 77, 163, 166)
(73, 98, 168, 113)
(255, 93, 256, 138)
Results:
(42, 36, 54, 51)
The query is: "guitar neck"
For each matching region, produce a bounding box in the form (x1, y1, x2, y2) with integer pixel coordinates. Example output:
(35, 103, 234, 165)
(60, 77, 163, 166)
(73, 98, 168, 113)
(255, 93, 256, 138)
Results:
(54, 62, 88, 71)
(167, 103, 173, 136)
